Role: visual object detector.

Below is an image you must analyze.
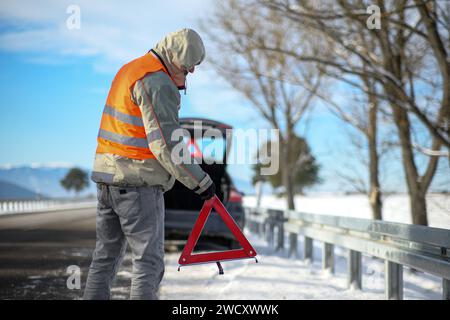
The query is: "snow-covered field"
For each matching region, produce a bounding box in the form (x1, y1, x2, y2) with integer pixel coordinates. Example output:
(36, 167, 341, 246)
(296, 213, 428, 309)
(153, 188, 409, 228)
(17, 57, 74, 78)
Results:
(106, 193, 449, 300)
(243, 193, 450, 229)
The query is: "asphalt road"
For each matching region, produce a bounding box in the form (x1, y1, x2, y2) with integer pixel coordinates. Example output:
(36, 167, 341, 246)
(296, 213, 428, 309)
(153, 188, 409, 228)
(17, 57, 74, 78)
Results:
(0, 207, 98, 300)
(0, 207, 228, 300)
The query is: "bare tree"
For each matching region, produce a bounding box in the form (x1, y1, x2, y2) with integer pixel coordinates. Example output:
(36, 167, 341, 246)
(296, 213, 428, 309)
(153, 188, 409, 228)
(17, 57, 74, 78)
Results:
(257, 0, 448, 225)
(200, 0, 323, 209)
(262, 0, 449, 149)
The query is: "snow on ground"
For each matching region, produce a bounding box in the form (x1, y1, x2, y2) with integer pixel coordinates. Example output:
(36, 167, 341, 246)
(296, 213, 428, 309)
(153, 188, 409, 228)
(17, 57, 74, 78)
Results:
(110, 230, 443, 300)
(107, 193, 448, 300)
(243, 193, 450, 229)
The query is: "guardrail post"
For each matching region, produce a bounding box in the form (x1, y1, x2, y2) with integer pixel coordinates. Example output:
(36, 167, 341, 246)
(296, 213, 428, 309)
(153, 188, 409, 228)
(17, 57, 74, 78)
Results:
(264, 220, 270, 242)
(255, 220, 261, 235)
(276, 223, 284, 251)
(288, 233, 298, 258)
(347, 250, 362, 290)
(385, 261, 403, 300)
(322, 243, 334, 273)
(443, 278, 450, 300)
(303, 236, 313, 263)
(258, 219, 265, 238)
(268, 222, 275, 247)
(249, 210, 257, 234)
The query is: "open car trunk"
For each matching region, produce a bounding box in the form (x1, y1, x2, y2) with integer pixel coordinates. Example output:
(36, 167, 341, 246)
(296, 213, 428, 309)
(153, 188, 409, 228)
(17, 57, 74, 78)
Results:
(164, 163, 227, 211)
(164, 118, 232, 211)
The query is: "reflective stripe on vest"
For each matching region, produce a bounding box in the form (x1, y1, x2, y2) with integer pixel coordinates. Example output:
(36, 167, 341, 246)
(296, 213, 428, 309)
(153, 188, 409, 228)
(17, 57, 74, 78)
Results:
(96, 53, 173, 160)
(103, 105, 144, 127)
(98, 129, 148, 148)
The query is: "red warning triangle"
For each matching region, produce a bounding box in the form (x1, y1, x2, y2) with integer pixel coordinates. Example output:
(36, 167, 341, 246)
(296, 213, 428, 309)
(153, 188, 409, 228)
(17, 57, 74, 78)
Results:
(178, 195, 257, 269)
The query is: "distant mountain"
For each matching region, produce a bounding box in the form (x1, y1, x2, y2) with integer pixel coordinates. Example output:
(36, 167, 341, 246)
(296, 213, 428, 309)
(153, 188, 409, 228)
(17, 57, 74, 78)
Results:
(0, 164, 263, 198)
(0, 164, 95, 198)
(0, 180, 44, 200)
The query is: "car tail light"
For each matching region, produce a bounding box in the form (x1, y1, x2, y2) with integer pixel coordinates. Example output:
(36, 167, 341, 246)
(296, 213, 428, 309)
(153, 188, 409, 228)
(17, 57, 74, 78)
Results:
(229, 190, 243, 203)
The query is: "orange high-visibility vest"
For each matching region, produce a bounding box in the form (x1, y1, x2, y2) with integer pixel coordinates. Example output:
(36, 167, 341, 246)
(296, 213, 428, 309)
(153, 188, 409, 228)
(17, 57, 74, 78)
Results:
(96, 53, 173, 160)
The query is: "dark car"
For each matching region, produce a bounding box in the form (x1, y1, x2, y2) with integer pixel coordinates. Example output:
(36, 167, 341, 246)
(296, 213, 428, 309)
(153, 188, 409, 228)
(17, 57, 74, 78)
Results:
(164, 118, 245, 249)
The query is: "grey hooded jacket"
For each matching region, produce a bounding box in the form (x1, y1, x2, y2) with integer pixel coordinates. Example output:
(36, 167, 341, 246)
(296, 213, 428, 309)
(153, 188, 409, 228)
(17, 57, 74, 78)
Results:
(91, 29, 212, 194)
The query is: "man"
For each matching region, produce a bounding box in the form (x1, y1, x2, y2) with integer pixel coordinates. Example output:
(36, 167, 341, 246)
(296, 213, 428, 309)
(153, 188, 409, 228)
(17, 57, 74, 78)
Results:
(83, 28, 215, 300)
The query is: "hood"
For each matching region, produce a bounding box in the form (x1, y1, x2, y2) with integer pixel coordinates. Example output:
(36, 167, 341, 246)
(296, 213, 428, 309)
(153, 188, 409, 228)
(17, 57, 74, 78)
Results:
(151, 28, 205, 91)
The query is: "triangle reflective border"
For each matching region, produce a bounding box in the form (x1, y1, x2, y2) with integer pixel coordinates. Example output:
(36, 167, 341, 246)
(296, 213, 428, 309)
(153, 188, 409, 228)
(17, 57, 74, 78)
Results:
(178, 195, 257, 274)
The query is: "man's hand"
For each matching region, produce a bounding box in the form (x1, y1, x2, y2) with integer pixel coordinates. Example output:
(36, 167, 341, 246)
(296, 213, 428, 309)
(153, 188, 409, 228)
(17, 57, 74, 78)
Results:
(198, 182, 215, 201)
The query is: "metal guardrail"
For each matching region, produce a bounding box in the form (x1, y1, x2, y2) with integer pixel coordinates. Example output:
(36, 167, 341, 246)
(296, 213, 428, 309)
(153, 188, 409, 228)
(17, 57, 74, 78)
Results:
(0, 200, 97, 215)
(244, 207, 450, 300)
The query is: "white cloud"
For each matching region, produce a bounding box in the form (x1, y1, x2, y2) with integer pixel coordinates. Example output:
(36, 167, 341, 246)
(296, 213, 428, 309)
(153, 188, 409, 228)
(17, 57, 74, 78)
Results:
(0, 0, 212, 67)
(0, 0, 258, 123)
(0, 0, 252, 121)
(0, 0, 268, 183)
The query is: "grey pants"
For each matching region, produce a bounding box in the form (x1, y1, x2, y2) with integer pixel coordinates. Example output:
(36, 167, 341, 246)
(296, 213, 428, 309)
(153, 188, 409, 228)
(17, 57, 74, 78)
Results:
(83, 184, 165, 300)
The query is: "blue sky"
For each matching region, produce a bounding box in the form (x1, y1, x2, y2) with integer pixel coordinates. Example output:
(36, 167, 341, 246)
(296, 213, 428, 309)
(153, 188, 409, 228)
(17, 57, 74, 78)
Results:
(0, 0, 447, 193)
